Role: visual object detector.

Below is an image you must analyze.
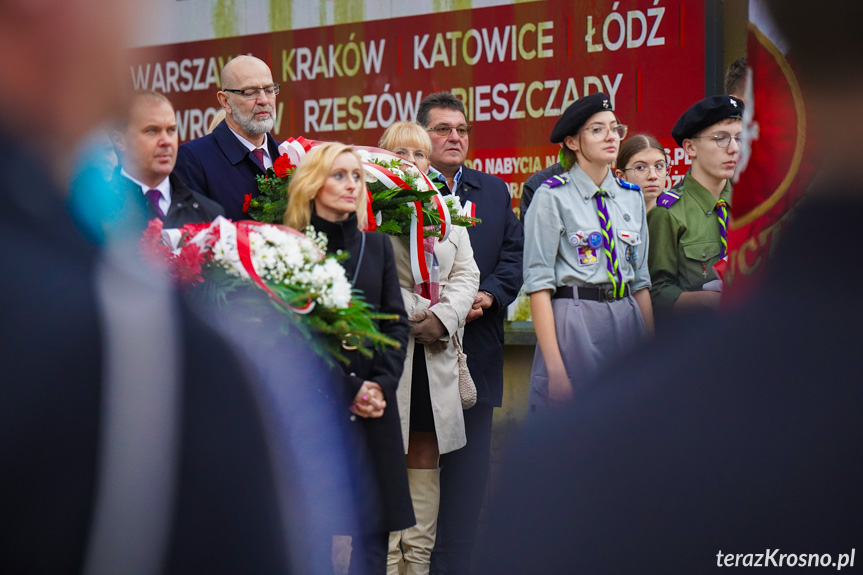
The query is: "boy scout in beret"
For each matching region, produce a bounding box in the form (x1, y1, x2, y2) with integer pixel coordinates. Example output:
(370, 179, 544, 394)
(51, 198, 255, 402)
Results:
(524, 92, 653, 411)
(647, 95, 744, 324)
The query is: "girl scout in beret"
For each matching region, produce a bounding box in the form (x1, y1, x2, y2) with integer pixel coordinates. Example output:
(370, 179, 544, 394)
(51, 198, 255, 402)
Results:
(523, 92, 654, 411)
(647, 96, 744, 325)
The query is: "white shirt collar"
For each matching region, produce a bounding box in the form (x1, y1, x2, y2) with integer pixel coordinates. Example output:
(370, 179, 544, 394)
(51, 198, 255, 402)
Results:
(429, 165, 463, 192)
(228, 126, 269, 155)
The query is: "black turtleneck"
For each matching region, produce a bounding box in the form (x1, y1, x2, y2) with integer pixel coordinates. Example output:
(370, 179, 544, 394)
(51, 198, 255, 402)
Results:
(310, 212, 362, 278)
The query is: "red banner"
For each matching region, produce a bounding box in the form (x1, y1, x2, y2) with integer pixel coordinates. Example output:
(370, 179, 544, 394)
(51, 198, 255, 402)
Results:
(128, 0, 704, 217)
(722, 16, 818, 305)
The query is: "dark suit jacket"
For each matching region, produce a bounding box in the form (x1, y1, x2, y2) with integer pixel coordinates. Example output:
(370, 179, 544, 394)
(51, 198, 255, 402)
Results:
(520, 162, 565, 223)
(448, 167, 524, 406)
(0, 142, 305, 574)
(112, 170, 224, 228)
(174, 120, 280, 221)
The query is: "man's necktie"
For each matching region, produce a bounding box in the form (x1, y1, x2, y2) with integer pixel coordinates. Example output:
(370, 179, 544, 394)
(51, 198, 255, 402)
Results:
(145, 189, 165, 218)
(252, 148, 265, 169)
(717, 199, 729, 259)
(595, 190, 624, 298)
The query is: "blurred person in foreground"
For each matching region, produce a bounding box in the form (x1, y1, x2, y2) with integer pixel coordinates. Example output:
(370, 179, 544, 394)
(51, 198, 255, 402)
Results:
(111, 90, 223, 228)
(476, 1, 863, 572)
(0, 1, 344, 573)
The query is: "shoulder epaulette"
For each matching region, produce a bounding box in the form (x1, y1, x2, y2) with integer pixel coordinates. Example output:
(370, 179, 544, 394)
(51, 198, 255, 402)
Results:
(655, 189, 682, 209)
(542, 174, 569, 188)
(615, 177, 640, 191)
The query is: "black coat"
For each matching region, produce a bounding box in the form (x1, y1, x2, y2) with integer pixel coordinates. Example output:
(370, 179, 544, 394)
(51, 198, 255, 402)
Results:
(446, 167, 524, 406)
(112, 170, 224, 228)
(311, 213, 415, 532)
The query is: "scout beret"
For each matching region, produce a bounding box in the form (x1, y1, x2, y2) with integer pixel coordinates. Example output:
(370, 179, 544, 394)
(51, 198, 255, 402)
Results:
(672, 95, 745, 146)
(550, 92, 614, 144)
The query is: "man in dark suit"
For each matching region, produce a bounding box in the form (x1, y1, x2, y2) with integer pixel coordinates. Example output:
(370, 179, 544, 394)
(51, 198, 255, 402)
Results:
(112, 90, 223, 228)
(416, 92, 524, 575)
(0, 2, 348, 572)
(174, 55, 281, 220)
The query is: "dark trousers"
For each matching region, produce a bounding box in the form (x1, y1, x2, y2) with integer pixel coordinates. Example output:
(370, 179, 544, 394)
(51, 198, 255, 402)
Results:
(349, 531, 389, 575)
(430, 403, 494, 575)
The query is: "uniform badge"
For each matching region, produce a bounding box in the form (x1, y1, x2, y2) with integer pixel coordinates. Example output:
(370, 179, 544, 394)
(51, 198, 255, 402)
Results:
(623, 213, 631, 222)
(625, 245, 637, 262)
(577, 246, 598, 266)
(568, 230, 586, 246)
(588, 231, 603, 249)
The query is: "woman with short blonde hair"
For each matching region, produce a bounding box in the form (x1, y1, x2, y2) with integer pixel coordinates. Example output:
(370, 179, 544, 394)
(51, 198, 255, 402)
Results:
(379, 121, 479, 575)
(379, 122, 432, 174)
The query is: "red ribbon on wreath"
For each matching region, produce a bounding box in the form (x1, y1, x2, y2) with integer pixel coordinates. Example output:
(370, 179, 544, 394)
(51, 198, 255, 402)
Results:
(235, 220, 317, 314)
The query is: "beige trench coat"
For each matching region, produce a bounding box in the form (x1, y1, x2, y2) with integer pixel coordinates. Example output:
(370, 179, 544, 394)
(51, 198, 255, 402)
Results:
(391, 227, 480, 455)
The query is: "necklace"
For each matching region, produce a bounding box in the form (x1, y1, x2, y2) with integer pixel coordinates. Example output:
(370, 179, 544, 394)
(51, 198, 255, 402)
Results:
(350, 232, 366, 286)
(341, 232, 367, 352)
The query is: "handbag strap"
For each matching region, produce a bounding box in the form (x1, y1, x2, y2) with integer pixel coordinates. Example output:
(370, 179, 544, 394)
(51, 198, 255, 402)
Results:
(452, 332, 464, 357)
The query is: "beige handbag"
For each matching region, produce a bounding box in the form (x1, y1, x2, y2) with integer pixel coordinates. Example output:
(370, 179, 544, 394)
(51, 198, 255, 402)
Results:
(453, 333, 477, 409)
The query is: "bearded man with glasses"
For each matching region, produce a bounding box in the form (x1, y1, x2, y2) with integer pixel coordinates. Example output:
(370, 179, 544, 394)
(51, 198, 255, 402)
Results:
(174, 55, 281, 220)
(647, 95, 744, 326)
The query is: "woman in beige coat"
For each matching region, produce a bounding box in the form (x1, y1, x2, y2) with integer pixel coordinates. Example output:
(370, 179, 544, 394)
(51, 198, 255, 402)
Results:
(379, 122, 480, 575)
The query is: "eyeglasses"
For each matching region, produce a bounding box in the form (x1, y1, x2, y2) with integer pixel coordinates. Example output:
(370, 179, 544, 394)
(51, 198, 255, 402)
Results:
(623, 162, 669, 177)
(690, 132, 742, 149)
(427, 124, 472, 138)
(582, 124, 628, 141)
(222, 83, 281, 99)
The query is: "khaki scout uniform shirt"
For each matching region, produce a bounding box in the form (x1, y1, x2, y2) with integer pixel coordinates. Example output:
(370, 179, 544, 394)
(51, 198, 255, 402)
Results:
(646, 172, 731, 319)
(524, 165, 650, 295)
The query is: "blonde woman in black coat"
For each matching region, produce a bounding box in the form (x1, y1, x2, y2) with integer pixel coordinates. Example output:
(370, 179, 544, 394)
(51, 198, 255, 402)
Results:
(285, 142, 414, 574)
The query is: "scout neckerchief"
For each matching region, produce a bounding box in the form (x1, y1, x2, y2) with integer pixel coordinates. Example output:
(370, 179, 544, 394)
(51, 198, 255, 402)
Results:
(595, 190, 625, 298)
(716, 199, 729, 259)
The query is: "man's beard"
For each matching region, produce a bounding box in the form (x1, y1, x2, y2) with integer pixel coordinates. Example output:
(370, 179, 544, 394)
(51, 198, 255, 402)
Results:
(230, 101, 275, 136)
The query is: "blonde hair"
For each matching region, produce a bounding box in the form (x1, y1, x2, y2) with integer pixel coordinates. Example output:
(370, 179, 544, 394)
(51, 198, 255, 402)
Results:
(207, 109, 226, 134)
(379, 121, 433, 156)
(284, 142, 368, 230)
